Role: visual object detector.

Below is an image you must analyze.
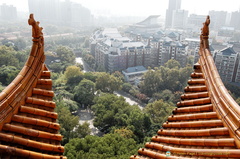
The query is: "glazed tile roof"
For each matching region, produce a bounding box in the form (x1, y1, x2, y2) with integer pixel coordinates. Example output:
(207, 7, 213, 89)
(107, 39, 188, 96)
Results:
(0, 14, 66, 158)
(130, 16, 240, 158)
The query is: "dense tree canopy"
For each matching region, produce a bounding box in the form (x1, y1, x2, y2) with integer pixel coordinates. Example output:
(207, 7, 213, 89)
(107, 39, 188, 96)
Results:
(144, 100, 175, 124)
(74, 79, 95, 106)
(95, 72, 122, 93)
(139, 60, 192, 97)
(64, 134, 139, 159)
(55, 103, 79, 145)
(0, 65, 19, 85)
(64, 65, 83, 89)
(55, 45, 76, 64)
(0, 45, 19, 68)
(92, 93, 152, 142)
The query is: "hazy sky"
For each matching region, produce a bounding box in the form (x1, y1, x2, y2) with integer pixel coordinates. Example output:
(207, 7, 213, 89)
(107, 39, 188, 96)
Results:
(1, 0, 240, 17)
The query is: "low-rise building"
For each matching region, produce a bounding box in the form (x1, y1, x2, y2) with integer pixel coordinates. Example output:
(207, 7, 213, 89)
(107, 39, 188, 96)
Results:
(122, 66, 147, 85)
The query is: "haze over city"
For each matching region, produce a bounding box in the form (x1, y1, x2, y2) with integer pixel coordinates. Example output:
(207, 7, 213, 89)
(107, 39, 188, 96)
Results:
(1, 0, 240, 17)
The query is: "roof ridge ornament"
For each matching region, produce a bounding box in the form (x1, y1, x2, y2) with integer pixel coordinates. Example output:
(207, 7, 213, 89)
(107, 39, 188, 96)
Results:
(28, 14, 44, 44)
(201, 15, 210, 49)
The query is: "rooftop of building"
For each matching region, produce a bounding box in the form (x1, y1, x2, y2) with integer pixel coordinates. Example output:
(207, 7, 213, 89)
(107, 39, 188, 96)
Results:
(220, 46, 236, 56)
(122, 66, 147, 74)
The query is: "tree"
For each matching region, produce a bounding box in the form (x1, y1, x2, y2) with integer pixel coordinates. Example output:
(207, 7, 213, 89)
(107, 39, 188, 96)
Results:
(92, 93, 152, 142)
(83, 54, 94, 68)
(179, 65, 193, 89)
(49, 62, 65, 73)
(64, 134, 139, 159)
(0, 65, 19, 85)
(112, 71, 125, 83)
(164, 59, 180, 69)
(122, 83, 133, 93)
(95, 72, 122, 93)
(0, 82, 4, 92)
(74, 79, 95, 106)
(83, 72, 98, 82)
(144, 100, 175, 124)
(55, 45, 76, 65)
(152, 89, 174, 103)
(64, 66, 82, 80)
(64, 65, 83, 89)
(0, 45, 19, 68)
(13, 38, 27, 51)
(74, 122, 91, 138)
(55, 103, 79, 145)
(139, 69, 161, 96)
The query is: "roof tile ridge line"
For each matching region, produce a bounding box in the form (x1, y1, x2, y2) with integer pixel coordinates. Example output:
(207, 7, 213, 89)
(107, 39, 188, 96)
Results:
(0, 14, 46, 131)
(198, 16, 240, 148)
(0, 144, 66, 159)
(0, 132, 64, 153)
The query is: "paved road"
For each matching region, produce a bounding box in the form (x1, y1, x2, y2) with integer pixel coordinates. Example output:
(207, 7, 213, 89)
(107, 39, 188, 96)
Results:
(76, 57, 94, 72)
(114, 91, 144, 110)
(78, 108, 103, 136)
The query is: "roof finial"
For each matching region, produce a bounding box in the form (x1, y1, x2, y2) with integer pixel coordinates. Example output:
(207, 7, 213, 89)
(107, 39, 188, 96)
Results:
(201, 15, 210, 49)
(28, 14, 43, 41)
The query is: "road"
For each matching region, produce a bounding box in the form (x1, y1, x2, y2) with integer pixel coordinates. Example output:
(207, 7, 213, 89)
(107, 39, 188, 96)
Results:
(76, 57, 94, 72)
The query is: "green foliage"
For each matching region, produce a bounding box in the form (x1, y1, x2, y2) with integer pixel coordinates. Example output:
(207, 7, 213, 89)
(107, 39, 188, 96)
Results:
(74, 79, 95, 106)
(0, 65, 19, 85)
(152, 89, 174, 103)
(64, 134, 139, 159)
(144, 100, 175, 124)
(140, 61, 193, 97)
(224, 82, 240, 99)
(122, 83, 133, 93)
(95, 72, 122, 93)
(0, 82, 4, 92)
(64, 65, 82, 80)
(0, 45, 19, 68)
(74, 122, 91, 138)
(139, 69, 160, 96)
(48, 45, 76, 72)
(164, 59, 180, 69)
(55, 103, 79, 145)
(83, 54, 95, 68)
(13, 38, 27, 51)
(64, 65, 84, 89)
(49, 62, 66, 73)
(92, 93, 152, 142)
(55, 45, 76, 64)
(112, 71, 125, 83)
(114, 128, 134, 139)
(83, 72, 98, 82)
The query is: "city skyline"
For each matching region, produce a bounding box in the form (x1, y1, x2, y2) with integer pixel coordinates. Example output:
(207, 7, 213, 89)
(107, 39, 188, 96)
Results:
(1, 0, 240, 17)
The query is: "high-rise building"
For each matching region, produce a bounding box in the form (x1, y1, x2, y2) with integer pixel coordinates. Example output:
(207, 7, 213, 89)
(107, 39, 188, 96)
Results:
(188, 14, 206, 28)
(92, 28, 152, 72)
(172, 9, 188, 29)
(214, 47, 239, 82)
(165, 0, 181, 28)
(230, 11, 240, 30)
(0, 4, 17, 20)
(28, 0, 92, 26)
(28, 0, 60, 24)
(158, 40, 187, 67)
(209, 10, 227, 30)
